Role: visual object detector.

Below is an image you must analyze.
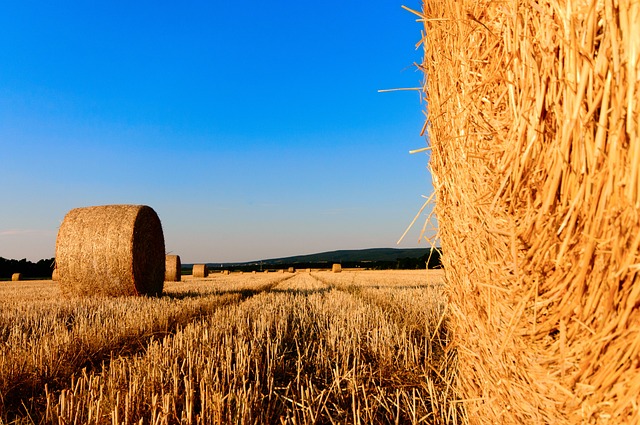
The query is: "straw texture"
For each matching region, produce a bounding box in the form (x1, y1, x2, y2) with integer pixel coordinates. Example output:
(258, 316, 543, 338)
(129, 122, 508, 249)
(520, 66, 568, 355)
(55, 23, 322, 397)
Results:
(11, 273, 22, 282)
(192, 264, 209, 278)
(165, 255, 181, 282)
(55, 205, 165, 297)
(416, 0, 640, 422)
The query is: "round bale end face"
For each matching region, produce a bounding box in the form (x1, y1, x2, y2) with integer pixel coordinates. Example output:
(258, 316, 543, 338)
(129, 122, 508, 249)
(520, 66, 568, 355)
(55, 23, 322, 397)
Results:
(132, 206, 165, 296)
(56, 205, 165, 297)
(11, 273, 22, 281)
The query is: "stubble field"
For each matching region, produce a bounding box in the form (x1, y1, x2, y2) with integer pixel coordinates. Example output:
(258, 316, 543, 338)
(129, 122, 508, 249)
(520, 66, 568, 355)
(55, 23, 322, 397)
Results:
(0, 269, 454, 424)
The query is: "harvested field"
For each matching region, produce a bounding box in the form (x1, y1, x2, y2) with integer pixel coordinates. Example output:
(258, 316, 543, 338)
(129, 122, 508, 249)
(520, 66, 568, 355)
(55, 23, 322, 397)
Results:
(0, 270, 451, 424)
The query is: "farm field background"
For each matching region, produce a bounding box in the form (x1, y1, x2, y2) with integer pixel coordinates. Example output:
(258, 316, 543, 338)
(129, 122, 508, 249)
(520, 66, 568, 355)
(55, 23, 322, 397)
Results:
(0, 269, 453, 424)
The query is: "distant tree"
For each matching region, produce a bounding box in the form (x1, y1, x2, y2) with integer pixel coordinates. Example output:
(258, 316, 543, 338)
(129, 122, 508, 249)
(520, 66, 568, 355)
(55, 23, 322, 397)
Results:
(0, 257, 55, 279)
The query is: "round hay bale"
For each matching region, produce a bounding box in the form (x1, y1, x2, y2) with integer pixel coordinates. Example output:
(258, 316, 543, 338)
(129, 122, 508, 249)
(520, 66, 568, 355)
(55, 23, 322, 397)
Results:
(192, 264, 209, 278)
(332, 264, 342, 273)
(288, 267, 295, 273)
(55, 205, 165, 297)
(165, 255, 181, 282)
(11, 273, 22, 281)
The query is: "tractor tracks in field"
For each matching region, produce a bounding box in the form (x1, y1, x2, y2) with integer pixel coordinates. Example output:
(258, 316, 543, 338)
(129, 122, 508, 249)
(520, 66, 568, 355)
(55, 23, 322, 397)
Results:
(307, 272, 451, 372)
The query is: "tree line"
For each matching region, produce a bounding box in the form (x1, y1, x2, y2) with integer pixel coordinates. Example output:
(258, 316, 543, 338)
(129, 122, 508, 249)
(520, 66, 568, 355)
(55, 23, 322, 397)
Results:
(0, 257, 55, 279)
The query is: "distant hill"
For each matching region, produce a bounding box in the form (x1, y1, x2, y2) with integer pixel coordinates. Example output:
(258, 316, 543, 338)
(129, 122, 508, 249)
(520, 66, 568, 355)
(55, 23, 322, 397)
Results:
(188, 247, 442, 271)
(257, 247, 437, 265)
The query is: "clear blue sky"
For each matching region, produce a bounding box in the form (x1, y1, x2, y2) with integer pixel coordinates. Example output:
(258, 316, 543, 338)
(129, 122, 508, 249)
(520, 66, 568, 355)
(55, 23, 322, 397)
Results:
(0, 1, 435, 263)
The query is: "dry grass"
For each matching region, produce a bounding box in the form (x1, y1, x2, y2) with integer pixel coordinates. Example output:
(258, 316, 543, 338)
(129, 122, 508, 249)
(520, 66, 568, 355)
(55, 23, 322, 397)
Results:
(0, 270, 450, 424)
(415, 0, 640, 422)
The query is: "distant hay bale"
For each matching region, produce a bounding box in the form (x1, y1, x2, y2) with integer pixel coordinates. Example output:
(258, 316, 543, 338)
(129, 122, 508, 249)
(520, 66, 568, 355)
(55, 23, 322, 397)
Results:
(55, 205, 165, 297)
(251, 270, 256, 274)
(165, 255, 181, 282)
(418, 0, 640, 422)
(332, 264, 342, 273)
(11, 273, 22, 281)
(280, 269, 285, 274)
(288, 267, 295, 273)
(192, 264, 208, 278)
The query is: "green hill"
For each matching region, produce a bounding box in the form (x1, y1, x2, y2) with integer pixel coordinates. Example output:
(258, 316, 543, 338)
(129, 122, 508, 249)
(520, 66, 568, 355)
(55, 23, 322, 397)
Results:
(193, 247, 442, 271)
(260, 247, 436, 265)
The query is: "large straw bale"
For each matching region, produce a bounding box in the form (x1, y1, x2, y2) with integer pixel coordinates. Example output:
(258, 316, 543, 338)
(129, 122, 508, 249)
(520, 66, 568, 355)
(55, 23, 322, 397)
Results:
(332, 264, 342, 273)
(417, 0, 640, 423)
(11, 273, 22, 281)
(165, 255, 181, 282)
(55, 205, 165, 297)
(192, 264, 209, 278)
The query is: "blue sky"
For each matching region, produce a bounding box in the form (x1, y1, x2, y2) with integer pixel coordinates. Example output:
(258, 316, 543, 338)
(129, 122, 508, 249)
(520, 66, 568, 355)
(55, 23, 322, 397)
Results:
(0, 1, 434, 263)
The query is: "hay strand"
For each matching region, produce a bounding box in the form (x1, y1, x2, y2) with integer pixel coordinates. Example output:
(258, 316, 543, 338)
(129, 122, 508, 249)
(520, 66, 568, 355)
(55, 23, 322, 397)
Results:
(418, 0, 640, 422)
